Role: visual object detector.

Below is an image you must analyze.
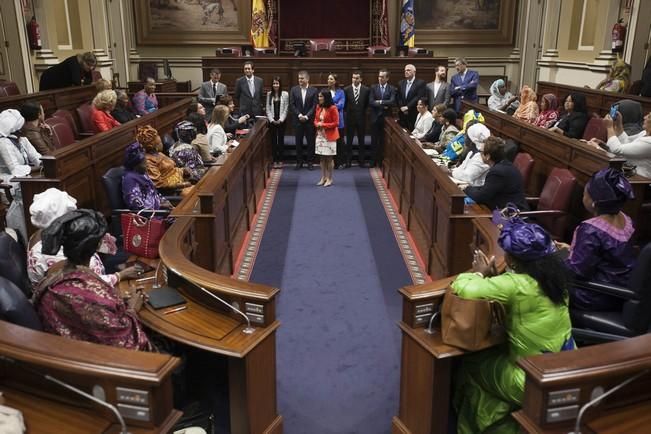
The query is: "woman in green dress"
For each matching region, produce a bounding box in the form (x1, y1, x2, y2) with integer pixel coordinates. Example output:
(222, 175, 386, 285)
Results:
(452, 216, 575, 434)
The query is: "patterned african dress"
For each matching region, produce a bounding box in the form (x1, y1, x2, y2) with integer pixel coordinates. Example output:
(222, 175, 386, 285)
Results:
(451, 272, 574, 434)
(122, 170, 163, 210)
(144, 152, 185, 189)
(32, 266, 151, 351)
(169, 142, 206, 183)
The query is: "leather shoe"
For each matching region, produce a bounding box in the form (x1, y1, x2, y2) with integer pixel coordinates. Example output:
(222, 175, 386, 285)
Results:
(307, 163, 314, 170)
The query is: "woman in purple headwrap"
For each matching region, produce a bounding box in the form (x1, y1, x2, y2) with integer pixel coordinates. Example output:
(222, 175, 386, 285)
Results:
(452, 216, 574, 434)
(121, 142, 171, 211)
(561, 168, 636, 310)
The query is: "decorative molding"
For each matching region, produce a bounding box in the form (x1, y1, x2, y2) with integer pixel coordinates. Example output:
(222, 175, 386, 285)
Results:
(537, 59, 610, 73)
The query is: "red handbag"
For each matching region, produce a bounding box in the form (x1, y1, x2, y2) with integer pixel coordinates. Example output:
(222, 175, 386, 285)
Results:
(121, 210, 167, 258)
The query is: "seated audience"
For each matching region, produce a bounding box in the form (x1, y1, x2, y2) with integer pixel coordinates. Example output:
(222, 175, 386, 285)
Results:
(122, 143, 171, 210)
(549, 93, 589, 139)
(617, 99, 644, 135)
(487, 79, 518, 113)
(512, 85, 539, 123)
(187, 112, 216, 163)
(453, 217, 574, 434)
(532, 93, 559, 129)
(0, 109, 42, 241)
(27, 188, 139, 286)
(438, 109, 459, 150)
(94, 78, 112, 92)
(411, 99, 434, 140)
(186, 102, 207, 118)
(32, 209, 152, 351)
(170, 121, 206, 183)
(136, 125, 190, 190)
(219, 95, 249, 136)
(559, 168, 636, 311)
(420, 103, 446, 144)
(595, 57, 630, 93)
(91, 89, 120, 133)
(464, 136, 529, 210)
(440, 109, 485, 161)
(39, 52, 96, 91)
(590, 109, 651, 179)
(207, 105, 231, 156)
(450, 124, 491, 187)
(111, 90, 138, 124)
(19, 101, 55, 155)
(133, 78, 158, 116)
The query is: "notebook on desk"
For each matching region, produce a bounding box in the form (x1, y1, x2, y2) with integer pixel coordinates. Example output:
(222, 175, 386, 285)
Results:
(147, 286, 186, 309)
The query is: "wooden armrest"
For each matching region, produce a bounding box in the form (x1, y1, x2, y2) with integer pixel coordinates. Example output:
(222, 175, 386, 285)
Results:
(572, 279, 638, 300)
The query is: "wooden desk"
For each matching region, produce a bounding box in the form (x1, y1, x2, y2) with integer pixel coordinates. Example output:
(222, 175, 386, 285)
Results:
(0, 85, 96, 118)
(515, 333, 651, 434)
(15, 97, 192, 236)
(137, 119, 281, 433)
(382, 118, 490, 279)
(0, 321, 181, 433)
(536, 81, 651, 117)
(393, 217, 502, 434)
(128, 80, 177, 93)
(201, 56, 447, 93)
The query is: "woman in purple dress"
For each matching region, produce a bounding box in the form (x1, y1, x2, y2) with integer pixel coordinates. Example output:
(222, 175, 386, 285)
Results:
(561, 168, 636, 310)
(121, 142, 170, 210)
(169, 120, 206, 183)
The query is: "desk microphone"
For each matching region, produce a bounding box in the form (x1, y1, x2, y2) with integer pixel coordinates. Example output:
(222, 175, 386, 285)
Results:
(569, 368, 649, 434)
(196, 285, 255, 334)
(0, 355, 130, 434)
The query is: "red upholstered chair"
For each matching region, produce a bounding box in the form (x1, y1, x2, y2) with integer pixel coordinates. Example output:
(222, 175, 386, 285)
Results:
(0, 81, 20, 97)
(51, 109, 81, 138)
(582, 116, 607, 142)
(309, 39, 335, 56)
(367, 46, 390, 57)
(528, 168, 577, 240)
(75, 103, 95, 134)
(513, 152, 534, 194)
(45, 117, 76, 149)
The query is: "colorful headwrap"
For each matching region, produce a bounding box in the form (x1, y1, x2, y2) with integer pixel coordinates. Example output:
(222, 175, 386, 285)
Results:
(586, 168, 634, 215)
(174, 120, 197, 144)
(519, 85, 537, 104)
(124, 142, 145, 170)
(489, 79, 506, 98)
(498, 218, 556, 262)
(0, 109, 25, 138)
(136, 125, 160, 152)
(541, 93, 558, 112)
(41, 209, 108, 264)
(29, 188, 77, 229)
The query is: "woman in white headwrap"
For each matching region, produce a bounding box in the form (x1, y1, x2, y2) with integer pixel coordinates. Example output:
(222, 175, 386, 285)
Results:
(487, 79, 519, 113)
(0, 109, 42, 241)
(27, 188, 141, 286)
(450, 123, 491, 187)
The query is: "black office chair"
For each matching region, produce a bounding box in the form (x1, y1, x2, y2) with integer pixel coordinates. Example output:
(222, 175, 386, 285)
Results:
(0, 276, 42, 331)
(571, 243, 651, 344)
(0, 232, 32, 298)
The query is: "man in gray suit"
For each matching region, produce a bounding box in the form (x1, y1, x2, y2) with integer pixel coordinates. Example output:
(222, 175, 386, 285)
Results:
(198, 68, 227, 118)
(234, 61, 264, 118)
(426, 65, 450, 108)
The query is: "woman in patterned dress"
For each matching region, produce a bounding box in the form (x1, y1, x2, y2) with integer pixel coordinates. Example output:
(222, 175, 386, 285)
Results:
(314, 90, 339, 187)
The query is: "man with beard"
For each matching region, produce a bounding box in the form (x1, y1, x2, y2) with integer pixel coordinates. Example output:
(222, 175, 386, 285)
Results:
(426, 65, 451, 108)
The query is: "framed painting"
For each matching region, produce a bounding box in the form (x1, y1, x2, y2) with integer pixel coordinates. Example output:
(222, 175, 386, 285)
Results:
(135, 0, 251, 45)
(413, 0, 518, 45)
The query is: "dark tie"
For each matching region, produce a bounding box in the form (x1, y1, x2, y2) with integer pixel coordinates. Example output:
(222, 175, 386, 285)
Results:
(213, 82, 217, 98)
(380, 85, 385, 98)
(354, 87, 359, 104)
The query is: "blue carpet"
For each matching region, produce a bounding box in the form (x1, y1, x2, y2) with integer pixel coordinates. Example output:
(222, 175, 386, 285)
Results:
(250, 168, 412, 434)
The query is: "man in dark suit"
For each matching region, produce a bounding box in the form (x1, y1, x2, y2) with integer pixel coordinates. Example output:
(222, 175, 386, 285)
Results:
(198, 67, 227, 119)
(289, 70, 319, 170)
(368, 68, 396, 167)
(426, 65, 450, 108)
(450, 57, 480, 113)
(234, 61, 264, 118)
(397, 64, 426, 130)
(343, 71, 370, 168)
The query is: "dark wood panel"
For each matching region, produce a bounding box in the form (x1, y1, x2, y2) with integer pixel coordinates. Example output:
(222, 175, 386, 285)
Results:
(0, 85, 96, 117)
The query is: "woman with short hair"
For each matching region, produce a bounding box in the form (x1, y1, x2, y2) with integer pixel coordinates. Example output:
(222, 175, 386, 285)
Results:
(206, 105, 231, 157)
(91, 89, 120, 133)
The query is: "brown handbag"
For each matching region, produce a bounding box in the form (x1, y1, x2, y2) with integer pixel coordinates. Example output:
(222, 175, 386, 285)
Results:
(440, 289, 507, 351)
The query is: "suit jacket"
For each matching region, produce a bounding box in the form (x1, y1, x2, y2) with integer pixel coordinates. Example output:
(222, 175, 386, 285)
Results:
(464, 160, 529, 211)
(198, 80, 227, 107)
(426, 80, 450, 107)
(289, 85, 319, 125)
(368, 83, 397, 122)
(234, 75, 264, 117)
(343, 84, 370, 122)
(450, 70, 480, 111)
(266, 91, 289, 123)
(397, 78, 426, 109)
(314, 106, 340, 141)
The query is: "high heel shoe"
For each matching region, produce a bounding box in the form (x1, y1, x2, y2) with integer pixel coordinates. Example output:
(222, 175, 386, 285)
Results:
(324, 179, 333, 187)
(316, 178, 325, 186)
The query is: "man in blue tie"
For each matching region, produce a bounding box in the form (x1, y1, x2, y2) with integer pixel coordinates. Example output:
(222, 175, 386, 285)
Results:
(368, 69, 396, 168)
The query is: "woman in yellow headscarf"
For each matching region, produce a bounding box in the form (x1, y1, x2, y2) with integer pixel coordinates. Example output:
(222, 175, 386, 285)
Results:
(596, 57, 631, 93)
(512, 85, 539, 124)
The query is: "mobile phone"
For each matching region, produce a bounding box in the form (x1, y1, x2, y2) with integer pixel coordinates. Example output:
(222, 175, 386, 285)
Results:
(123, 260, 154, 273)
(609, 104, 619, 120)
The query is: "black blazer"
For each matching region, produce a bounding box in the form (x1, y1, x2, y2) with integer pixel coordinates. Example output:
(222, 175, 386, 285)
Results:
(343, 84, 370, 120)
(289, 85, 319, 125)
(556, 111, 589, 139)
(39, 55, 93, 91)
(464, 160, 529, 211)
(368, 83, 397, 122)
(397, 78, 426, 109)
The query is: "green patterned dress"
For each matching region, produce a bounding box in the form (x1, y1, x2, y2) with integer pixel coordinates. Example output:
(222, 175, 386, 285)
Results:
(451, 272, 574, 434)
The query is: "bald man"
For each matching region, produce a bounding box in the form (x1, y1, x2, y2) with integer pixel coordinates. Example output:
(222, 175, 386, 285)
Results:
(397, 64, 426, 130)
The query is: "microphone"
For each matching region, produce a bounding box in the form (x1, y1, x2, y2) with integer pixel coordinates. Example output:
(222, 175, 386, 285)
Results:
(0, 355, 130, 434)
(569, 368, 650, 434)
(196, 285, 255, 334)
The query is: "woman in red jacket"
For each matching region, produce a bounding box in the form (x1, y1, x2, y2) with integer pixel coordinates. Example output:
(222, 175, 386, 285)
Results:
(314, 90, 339, 186)
(91, 89, 120, 133)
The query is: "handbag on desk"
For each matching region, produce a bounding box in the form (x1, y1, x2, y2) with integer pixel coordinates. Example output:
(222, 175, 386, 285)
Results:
(440, 289, 506, 351)
(121, 210, 167, 259)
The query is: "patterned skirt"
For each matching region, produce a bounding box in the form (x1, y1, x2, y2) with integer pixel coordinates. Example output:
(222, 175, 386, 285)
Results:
(315, 131, 336, 156)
